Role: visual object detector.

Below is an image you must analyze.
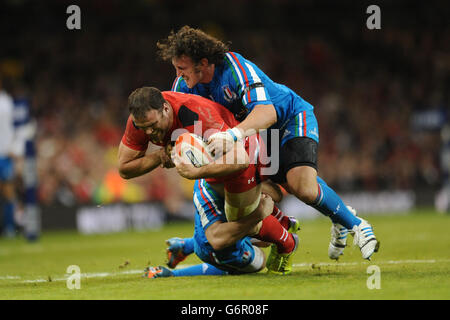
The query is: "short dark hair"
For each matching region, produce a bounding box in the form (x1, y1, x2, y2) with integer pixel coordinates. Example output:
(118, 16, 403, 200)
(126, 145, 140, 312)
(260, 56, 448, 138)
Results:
(157, 25, 230, 65)
(128, 87, 165, 119)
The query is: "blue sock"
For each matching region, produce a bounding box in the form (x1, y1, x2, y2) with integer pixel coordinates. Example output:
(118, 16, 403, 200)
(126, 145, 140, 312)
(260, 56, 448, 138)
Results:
(172, 263, 228, 277)
(312, 176, 361, 229)
(182, 237, 195, 255)
(3, 201, 15, 233)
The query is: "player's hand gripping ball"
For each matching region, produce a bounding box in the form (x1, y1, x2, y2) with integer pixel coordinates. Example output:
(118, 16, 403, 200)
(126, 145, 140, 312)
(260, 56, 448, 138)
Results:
(207, 128, 243, 157)
(172, 133, 213, 179)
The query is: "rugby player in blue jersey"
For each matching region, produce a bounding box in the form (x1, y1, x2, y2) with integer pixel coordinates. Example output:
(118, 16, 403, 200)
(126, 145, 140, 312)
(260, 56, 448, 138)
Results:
(144, 181, 287, 279)
(157, 26, 379, 261)
(0, 76, 17, 238)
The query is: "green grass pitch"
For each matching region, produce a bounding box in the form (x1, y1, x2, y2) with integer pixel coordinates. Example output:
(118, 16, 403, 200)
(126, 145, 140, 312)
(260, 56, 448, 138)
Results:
(0, 209, 449, 300)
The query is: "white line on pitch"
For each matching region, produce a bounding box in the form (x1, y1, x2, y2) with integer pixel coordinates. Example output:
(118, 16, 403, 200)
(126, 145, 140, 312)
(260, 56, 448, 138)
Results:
(1, 258, 449, 283)
(9, 269, 145, 283)
(292, 258, 450, 268)
(0, 276, 21, 280)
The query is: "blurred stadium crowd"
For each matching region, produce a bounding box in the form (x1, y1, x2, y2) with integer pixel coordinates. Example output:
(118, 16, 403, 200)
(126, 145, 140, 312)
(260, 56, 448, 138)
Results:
(0, 0, 448, 212)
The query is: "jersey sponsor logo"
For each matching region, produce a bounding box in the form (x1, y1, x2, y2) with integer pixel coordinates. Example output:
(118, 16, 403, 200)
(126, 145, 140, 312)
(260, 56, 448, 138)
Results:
(308, 127, 319, 138)
(222, 85, 238, 103)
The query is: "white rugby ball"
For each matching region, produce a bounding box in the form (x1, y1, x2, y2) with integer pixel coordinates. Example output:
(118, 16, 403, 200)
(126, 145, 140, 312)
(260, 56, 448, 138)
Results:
(175, 133, 213, 167)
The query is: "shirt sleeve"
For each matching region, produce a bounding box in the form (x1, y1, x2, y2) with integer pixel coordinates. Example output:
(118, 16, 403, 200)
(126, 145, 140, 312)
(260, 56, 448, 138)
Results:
(121, 116, 149, 151)
(224, 52, 272, 113)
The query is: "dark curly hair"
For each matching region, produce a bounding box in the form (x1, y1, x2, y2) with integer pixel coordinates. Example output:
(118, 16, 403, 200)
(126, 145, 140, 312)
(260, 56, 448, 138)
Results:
(157, 25, 230, 65)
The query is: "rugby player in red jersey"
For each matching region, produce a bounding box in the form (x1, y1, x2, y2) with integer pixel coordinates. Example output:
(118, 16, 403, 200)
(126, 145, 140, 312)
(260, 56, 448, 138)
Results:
(119, 87, 299, 275)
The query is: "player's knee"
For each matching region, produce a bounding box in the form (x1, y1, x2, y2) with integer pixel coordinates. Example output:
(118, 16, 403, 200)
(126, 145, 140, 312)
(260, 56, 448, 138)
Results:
(295, 186, 317, 204)
(286, 166, 318, 204)
(287, 177, 318, 204)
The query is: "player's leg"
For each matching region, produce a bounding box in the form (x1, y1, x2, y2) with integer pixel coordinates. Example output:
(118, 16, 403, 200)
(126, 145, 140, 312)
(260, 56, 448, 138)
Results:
(261, 180, 300, 231)
(281, 111, 379, 260)
(197, 236, 267, 275)
(163, 190, 267, 278)
(163, 179, 225, 271)
(224, 173, 297, 256)
(145, 238, 267, 278)
(286, 165, 362, 228)
(144, 263, 228, 278)
(160, 184, 273, 274)
(193, 178, 273, 262)
(0, 157, 16, 237)
(223, 172, 299, 274)
(286, 149, 379, 260)
(146, 180, 229, 278)
(165, 237, 195, 268)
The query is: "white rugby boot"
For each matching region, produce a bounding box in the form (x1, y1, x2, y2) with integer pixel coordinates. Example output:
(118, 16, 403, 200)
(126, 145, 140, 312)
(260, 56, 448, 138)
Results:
(352, 218, 380, 260)
(328, 206, 357, 260)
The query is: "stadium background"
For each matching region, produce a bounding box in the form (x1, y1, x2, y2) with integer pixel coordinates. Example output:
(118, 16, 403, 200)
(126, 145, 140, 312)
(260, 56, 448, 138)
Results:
(0, 0, 448, 235)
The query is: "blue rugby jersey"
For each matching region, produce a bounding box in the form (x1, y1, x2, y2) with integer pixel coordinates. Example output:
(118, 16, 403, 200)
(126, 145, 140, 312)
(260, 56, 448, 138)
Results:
(171, 51, 314, 131)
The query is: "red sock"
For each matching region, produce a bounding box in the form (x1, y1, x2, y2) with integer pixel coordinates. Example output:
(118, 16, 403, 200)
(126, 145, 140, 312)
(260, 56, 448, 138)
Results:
(272, 205, 290, 230)
(255, 215, 295, 254)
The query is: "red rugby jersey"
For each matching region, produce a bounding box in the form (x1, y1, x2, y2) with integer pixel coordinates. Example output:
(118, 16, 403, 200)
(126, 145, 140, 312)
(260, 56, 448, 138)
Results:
(121, 91, 266, 192)
(121, 91, 239, 151)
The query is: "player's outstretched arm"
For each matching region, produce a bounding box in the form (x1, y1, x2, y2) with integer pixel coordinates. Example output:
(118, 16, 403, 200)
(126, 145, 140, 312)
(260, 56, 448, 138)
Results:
(207, 104, 277, 155)
(235, 104, 277, 137)
(118, 142, 164, 179)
